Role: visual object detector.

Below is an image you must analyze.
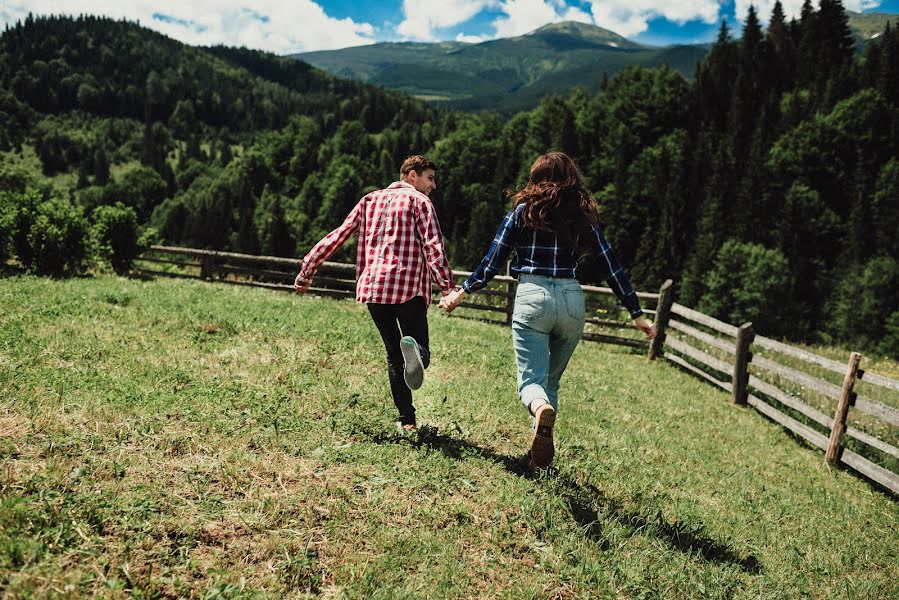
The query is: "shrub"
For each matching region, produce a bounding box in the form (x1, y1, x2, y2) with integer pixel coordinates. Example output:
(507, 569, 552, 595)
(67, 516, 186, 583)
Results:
(21, 198, 89, 276)
(91, 203, 140, 274)
(698, 239, 793, 335)
(0, 193, 15, 263)
(880, 312, 899, 360)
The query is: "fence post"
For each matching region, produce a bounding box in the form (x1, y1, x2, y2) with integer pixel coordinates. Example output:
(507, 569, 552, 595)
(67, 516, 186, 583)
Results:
(200, 254, 216, 281)
(647, 279, 674, 360)
(731, 323, 754, 405)
(826, 352, 862, 467)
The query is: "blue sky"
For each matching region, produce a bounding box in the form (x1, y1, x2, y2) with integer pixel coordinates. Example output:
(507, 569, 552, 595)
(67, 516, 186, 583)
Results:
(2, 1, 897, 53)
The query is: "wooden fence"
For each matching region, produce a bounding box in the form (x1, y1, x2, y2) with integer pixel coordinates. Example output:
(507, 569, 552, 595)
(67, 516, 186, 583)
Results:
(137, 245, 899, 495)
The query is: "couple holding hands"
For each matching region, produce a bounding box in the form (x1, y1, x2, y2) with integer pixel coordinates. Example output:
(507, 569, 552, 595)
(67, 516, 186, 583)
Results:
(295, 152, 654, 468)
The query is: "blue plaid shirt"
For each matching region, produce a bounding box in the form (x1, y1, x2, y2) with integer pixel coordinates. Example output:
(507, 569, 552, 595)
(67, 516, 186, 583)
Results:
(462, 205, 643, 318)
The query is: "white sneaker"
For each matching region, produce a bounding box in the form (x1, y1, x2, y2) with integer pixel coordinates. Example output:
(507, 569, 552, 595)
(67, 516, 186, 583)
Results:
(400, 336, 425, 390)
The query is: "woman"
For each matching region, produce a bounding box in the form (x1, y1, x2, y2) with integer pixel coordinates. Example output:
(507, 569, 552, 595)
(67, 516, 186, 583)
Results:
(440, 152, 654, 468)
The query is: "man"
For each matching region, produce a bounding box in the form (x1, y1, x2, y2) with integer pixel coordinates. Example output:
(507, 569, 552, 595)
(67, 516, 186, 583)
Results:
(294, 155, 456, 432)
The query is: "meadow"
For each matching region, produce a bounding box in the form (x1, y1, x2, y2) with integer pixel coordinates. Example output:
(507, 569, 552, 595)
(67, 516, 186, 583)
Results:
(1, 275, 897, 598)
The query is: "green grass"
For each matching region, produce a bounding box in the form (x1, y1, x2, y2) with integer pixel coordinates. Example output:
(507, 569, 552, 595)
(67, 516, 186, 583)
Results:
(1, 275, 898, 598)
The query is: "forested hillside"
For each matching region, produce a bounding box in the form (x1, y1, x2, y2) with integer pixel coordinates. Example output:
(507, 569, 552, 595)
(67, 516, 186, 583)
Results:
(295, 21, 709, 114)
(1, 1, 898, 357)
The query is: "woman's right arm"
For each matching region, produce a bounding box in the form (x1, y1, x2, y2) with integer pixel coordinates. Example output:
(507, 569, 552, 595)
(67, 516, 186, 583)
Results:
(441, 208, 518, 312)
(590, 224, 654, 339)
(461, 208, 518, 294)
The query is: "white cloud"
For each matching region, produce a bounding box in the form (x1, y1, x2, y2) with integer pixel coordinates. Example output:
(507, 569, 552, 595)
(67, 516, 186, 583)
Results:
(1, 0, 376, 53)
(456, 32, 486, 43)
(493, 0, 592, 38)
(586, 0, 720, 38)
(734, 0, 882, 25)
(398, 0, 497, 41)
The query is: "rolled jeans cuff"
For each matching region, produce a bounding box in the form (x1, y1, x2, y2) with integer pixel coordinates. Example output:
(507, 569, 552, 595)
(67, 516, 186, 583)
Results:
(520, 383, 549, 412)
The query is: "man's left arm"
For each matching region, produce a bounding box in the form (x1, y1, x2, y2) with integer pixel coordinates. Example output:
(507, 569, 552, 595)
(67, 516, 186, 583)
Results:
(413, 197, 456, 294)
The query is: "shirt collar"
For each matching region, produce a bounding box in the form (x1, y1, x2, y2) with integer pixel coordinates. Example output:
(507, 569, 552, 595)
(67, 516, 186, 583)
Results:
(388, 181, 415, 190)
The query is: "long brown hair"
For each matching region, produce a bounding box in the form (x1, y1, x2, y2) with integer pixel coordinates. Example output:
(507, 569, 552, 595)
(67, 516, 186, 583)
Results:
(512, 151, 598, 255)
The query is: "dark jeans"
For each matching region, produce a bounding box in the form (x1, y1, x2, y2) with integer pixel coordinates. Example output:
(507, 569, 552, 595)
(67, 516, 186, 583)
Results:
(367, 296, 430, 426)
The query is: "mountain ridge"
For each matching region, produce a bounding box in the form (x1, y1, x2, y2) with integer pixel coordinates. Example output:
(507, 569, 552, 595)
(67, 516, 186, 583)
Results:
(294, 21, 708, 113)
(293, 13, 898, 113)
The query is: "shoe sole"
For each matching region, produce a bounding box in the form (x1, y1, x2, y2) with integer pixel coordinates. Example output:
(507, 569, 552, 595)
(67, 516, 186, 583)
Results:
(530, 403, 556, 468)
(400, 336, 424, 390)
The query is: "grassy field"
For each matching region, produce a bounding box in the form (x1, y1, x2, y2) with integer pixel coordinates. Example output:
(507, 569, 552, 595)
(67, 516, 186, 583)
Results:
(1, 275, 898, 598)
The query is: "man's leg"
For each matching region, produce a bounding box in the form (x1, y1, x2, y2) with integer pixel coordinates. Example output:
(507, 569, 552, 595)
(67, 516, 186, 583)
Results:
(396, 296, 431, 368)
(367, 303, 416, 426)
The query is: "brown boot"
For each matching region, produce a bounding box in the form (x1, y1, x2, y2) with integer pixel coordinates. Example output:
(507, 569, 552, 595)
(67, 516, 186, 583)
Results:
(529, 402, 556, 468)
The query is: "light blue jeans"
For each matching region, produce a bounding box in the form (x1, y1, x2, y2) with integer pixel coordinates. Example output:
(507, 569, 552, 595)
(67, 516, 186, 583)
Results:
(511, 274, 586, 415)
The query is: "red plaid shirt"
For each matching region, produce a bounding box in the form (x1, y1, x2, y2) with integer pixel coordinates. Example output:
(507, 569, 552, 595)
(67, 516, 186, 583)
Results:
(298, 181, 456, 305)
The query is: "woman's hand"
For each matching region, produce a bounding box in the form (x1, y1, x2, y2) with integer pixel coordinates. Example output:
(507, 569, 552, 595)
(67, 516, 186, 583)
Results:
(440, 289, 467, 313)
(634, 316, 655, 340)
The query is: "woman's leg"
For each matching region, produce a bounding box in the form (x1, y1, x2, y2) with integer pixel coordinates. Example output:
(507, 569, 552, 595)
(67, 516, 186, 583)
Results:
(512, 319, 551, 412)
(546, 284, 586, 410)
(510, 280, 554, 413)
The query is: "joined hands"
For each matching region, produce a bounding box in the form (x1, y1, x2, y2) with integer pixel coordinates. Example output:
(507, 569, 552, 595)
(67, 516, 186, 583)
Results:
(439, 289, 466, 313)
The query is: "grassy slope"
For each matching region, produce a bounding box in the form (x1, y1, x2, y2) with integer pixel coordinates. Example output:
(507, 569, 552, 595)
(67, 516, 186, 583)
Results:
(1, 275, 897, 598)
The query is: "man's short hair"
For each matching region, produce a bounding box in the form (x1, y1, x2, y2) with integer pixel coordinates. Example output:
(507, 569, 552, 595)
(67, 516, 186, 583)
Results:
(400, 155, 438, 177)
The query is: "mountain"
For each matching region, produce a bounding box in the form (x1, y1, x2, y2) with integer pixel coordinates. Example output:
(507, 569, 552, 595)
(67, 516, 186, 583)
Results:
(294, 22, 709, 114)
(294, 14, 899, 114)
(847, 10, 899, 44)
(0, 14, 437, 147)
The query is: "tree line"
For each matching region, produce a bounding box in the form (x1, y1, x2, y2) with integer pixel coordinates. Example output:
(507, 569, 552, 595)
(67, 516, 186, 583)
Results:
(1, 3, 897, 356)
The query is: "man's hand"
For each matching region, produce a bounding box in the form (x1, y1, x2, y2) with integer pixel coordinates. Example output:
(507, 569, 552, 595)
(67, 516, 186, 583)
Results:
(440, 289, 467, 313)
(633, 316, 655, 340)
(294, 271, 311, 294)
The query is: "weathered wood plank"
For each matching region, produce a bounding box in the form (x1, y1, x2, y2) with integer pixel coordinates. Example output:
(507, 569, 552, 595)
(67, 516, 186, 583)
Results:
(585, 318, 633, 329)
(668, 319, 736, 354)
(755, 336, 899, 391)
(858, 370, 899, 392)
(664, 353, 730, 392)
(218, 264, 300, 281)
(752, 355, 899, 426)
(753, 334, 848, 376)
(854, 398, 899, 427)
(138, 256, 199, 268)
(840, 449, 899, 495)
(747, 374, 899, 457)
(582, 332, 647, 349)
(746, 394, 829, 451)
(753, 355, 843, 399)
(670, 303, 739, 337)
(666, 337, 733, 376)
(748, 375, 832, 427)
(846, 428, 899, 460)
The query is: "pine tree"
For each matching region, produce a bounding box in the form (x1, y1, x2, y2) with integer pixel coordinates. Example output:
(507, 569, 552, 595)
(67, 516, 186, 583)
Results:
(92, 147, 109, 185)
(767, 1, 797, 90)
(797, 0, 819, 85)
(879, 22, 899, 104)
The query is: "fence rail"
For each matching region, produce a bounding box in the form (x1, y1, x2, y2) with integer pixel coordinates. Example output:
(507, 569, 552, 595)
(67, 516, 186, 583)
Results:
(137, 245, 899, 496)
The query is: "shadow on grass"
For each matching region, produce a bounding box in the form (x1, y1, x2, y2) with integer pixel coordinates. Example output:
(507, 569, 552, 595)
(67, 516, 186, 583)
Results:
(361, 425, 760, 574)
